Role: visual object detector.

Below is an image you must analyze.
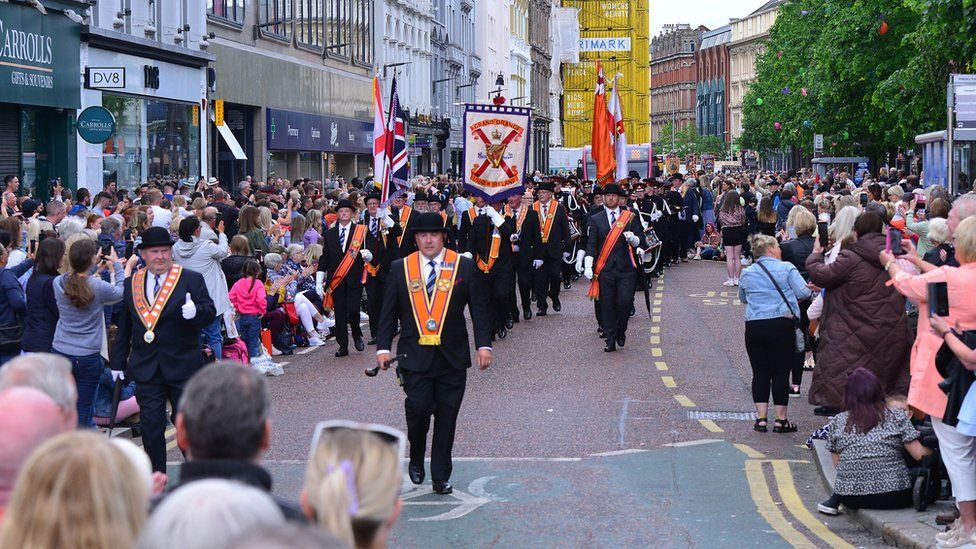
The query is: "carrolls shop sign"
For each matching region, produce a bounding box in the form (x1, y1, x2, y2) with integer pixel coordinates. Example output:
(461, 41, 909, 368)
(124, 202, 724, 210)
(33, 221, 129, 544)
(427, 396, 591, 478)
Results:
(0, 3, 81, 109)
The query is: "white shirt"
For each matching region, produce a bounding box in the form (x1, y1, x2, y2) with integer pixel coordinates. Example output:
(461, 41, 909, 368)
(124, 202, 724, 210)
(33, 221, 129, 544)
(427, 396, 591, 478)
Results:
(377, 247, 491, 355)
(145, 270, 166, 302)
(151, 205, 172, 229)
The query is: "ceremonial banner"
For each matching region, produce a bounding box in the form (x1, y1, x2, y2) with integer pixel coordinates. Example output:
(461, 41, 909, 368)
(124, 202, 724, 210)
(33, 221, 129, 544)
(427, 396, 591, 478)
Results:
(591, 62, 616, 187)
(462, 103, 532, 202)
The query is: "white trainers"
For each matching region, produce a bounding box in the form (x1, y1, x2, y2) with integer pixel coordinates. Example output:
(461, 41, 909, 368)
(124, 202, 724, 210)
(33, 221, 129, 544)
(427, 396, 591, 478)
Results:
(733, 277, 739, 286)
(271, 346, 282, 357)
(741, 257, 752, 266)
(937, 525, 976, 548)
(307, 336, 325, 347)
(937, 521, 960, 543)
(723, 278, 735, 287)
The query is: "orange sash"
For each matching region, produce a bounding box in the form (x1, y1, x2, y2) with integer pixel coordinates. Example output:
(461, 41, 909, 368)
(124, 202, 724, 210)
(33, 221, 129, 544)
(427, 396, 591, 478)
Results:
(439, 211, 448, 224)
(396, 206, 412, 246)
(588, 210, 634, 300)
(476, 230, 502, 273)
(132, 265, 183, 344)
(324, 224, 367, 309)
(534, 201, 558, 243)
(404, 249, 459, 346)
(504, 205, 529, 232)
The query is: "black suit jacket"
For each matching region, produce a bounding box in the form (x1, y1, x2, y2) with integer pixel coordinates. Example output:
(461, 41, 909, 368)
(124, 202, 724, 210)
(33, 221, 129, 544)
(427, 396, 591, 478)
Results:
(318, 222, 375, 290)
(364, 215, 403, 281)
(585, 208, 648, 273)
(510, 208, 542, 269)
(110, 268, 217, 383)
(468, 213, 515, 271)
(535, 201, 572, 259)
(377, 254, 491, 372)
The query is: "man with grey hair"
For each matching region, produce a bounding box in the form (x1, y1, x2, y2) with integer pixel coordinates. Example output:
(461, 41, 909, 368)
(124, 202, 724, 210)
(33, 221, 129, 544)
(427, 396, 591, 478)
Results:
(99, 215, 126, 258)
(0, 353, 78, 427)
(159, 362, 304, 521)
(0, 387, 75, 518)
(199, 206, 220, 243)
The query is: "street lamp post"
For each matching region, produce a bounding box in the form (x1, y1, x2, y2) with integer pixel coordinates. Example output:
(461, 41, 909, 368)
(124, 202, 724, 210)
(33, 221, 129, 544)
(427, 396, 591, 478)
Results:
(383, 62, 411, 78)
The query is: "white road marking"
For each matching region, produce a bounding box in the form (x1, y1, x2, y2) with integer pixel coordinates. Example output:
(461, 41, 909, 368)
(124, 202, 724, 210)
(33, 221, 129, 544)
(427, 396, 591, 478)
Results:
(589, 449, 649, 457)
(661, 439, 724, 448)
(401, 476, 494, 521)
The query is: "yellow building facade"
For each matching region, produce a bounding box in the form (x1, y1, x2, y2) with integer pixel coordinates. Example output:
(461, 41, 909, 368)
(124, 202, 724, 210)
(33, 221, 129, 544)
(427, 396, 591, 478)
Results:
(561, 0, 650, 148)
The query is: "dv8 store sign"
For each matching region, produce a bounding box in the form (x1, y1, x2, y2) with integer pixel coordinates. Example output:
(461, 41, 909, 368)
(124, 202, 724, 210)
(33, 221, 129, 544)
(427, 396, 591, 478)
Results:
(0, 3, 81, 108)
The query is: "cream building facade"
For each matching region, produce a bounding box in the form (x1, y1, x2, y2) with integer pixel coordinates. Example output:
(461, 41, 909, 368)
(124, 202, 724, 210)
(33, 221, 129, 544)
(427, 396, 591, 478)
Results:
(729, 0, 784, 147)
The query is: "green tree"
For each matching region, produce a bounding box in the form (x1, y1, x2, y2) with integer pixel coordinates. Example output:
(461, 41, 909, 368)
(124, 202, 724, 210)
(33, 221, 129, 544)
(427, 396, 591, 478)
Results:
(658, 122, 727, 157)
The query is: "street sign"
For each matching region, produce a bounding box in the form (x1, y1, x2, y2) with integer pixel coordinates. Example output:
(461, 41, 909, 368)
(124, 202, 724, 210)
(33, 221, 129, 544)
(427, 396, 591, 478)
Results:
(953, 75, 976, 129)
(813, 134, 824, 152)
(85, 67, 125, 89)
(214, 99, 225, 126)
(76, 106, 116, 144)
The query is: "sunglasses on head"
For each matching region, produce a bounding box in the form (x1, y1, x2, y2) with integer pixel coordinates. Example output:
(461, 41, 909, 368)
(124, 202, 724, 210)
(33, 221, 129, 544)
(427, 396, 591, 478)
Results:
(308, 420, 407, 470)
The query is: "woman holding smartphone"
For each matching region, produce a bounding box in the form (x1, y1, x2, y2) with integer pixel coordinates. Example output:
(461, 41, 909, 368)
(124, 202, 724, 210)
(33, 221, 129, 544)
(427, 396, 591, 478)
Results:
(884, 216, 976, 544)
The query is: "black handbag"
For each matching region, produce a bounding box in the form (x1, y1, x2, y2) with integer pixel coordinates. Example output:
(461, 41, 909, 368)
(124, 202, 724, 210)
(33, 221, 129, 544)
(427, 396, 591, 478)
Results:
(0, 321, 24, 352)
(755, 261, 805, 353)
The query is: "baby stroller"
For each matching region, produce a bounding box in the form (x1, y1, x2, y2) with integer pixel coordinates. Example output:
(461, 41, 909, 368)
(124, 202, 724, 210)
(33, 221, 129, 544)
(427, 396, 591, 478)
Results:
(911, 418, 951, 511)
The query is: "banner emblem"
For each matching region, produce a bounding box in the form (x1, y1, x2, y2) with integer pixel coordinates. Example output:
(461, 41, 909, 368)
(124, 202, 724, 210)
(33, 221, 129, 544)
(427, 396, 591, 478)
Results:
(463, 104, 532, 202)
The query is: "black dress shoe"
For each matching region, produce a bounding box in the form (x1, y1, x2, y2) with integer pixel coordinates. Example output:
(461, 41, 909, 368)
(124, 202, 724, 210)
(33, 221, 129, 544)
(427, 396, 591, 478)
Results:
(432, 481, 453, 495)
(367, 337, 377, 346)
(335, 349, 349, 357)
(523, 309, 532, 320)
(353, 336, 365, 352)
(617, 334, 626, 348)
(505, 319, 514, 330)
(552, 298, 561, 312)
(408, 463, 425, 485)
(604, 341, 616, 352)
(536, 308, 547, 316)
(563, 281, 571, 290)
(813, 406, 839, 417)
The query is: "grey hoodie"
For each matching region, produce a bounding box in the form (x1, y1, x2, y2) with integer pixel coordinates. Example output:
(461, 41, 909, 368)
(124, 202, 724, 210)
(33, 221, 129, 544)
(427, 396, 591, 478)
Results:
(173, 234, 230, 315)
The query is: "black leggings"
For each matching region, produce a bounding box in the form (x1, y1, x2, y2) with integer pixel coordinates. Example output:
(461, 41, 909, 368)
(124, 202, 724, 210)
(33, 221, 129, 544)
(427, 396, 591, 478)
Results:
(839, 489, 912, 510)
(745, 318, 795, 406)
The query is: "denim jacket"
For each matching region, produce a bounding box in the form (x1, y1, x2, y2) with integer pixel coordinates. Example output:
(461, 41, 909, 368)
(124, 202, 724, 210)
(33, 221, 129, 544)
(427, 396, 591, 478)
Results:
(739, 256, 811, 322)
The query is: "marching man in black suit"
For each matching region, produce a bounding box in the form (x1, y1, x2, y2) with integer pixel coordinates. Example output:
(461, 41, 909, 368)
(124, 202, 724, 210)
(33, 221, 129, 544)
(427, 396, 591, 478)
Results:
(532, 181, 572, 316)
(583, 184, 648, 353)
(376, 212, 492, 495)
(505, 190, 542, 323)
(466, 199, 515, 340)
(317, 199, 375, 357)
(362, 192, 401, 345)
(110, 226, 217, 472)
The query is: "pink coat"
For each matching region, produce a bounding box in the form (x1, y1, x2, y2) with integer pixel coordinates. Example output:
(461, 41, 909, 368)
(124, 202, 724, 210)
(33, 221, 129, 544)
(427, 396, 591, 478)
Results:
(891, 263, 976, 418)
(228, 277, 267, 316)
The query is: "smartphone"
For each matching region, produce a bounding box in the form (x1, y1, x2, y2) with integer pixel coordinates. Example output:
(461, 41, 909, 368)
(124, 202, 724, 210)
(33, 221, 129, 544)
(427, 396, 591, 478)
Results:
(860, 193, 869, 206)
(818, 222, 829, 247)
(124, 241, 134, 258)
(928, 282, 950, 317)
(100, 242, 112, 257)
(786, 225, 797, 240)
(887, 228, 903, 255)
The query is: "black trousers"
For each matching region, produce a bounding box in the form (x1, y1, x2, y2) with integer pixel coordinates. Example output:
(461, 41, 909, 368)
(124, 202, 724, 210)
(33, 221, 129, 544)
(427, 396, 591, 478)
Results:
(332, 284, 363, 351)
(534, 257, 562, 310)
(476, 267, 513, 333)
(745, 317, 795, 406)
(837, 489, 912, 510)
(597, 267, 636, 342)
(402, 351, 467, 483)
(135, 369, 185, 472)
(365, 276, 386, 338)
(791, 299, 812, 386)
(513, 266, 534, 314)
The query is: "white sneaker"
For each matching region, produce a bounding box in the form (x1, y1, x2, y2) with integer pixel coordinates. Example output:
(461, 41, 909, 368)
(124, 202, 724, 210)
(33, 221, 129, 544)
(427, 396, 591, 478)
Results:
(307, 336, 325, 347)
(733, 277, 739, 286)
(741, 257, 752, 266)
(937, 521, 961, 543)
(937, 525, 976, 548)
(271, 346, 282, 357)
(723, 278, 735, 287)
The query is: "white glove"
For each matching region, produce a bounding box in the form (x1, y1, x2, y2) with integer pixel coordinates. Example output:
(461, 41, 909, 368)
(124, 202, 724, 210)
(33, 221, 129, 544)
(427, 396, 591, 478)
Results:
(651, 211, 662, 222)
(562, 252, 571, 260)
(692, 215, 700, 223)
(381, 213, 395, 228)
(510, 233, 520, 243)
(532, 259, 543, 269)
(111, 370, 125, 381)
(181, 294, 197, 320)
(624, 231, 640, 247)
(583, 256, 594, 280)
(487, 207, 505, 227)
(575, 252, 585, 273)
(360, 249, 373, 262)
(315, 271, 325, 297)
(461, 251, 473, 259)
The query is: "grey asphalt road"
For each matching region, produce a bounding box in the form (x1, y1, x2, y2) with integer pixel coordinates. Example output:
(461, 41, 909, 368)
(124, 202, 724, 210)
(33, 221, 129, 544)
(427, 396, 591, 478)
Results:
(166, 260, 885, 548)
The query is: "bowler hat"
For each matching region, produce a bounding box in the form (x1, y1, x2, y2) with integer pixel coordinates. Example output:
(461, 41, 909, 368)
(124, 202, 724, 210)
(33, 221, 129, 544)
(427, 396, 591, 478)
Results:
(410, 212, 449, 234)
(536, 182, 555, 193)
(603, 183, 628, 197)
(413, 191, 429, 202)
(336, 199, 355, 212)
(365, 192, 382, 204)
(137, 227, 175, 250)
(591, 186, 605, 196)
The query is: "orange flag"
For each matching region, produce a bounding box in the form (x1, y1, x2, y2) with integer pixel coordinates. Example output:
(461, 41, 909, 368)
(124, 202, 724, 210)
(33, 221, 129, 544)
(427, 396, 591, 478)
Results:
(591, 61, 616, 187)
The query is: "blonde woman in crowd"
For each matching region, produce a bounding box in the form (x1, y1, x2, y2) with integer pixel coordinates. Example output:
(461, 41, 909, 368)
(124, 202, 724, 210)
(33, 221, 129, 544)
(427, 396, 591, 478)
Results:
(0, 431, 148, 549)
(302, 424, 403, 548)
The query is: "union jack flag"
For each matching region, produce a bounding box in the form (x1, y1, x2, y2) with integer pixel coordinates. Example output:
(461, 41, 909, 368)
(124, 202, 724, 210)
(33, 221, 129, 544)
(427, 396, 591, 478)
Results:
(383, 76, 409, 205)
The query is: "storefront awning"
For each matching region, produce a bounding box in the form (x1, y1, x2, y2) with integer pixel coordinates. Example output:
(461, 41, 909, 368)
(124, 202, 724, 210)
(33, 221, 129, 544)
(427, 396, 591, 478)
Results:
(215, 120, 247, 160)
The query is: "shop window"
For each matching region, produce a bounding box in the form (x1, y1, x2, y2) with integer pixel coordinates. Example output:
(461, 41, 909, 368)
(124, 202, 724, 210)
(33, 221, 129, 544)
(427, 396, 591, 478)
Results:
(208, 0, 245, 25)
(297, 0, 324, 49)
(258, 0, 292, 39)
(101, 94, 200, 190)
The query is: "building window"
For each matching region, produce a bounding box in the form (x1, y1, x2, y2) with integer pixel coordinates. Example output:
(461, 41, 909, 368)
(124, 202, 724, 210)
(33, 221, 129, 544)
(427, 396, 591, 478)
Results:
(297, 0, 323, 48)
(258, 0, 292, 39)
(325, 0, 349, 57)
(350, 0, 371, 65)
(208, 0, 245, 24)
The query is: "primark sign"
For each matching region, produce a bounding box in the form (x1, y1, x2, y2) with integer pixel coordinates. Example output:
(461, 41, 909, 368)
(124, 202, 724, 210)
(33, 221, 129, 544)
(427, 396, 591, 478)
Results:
(0, 3, 81, 109)
(579, 37, 632, 52)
